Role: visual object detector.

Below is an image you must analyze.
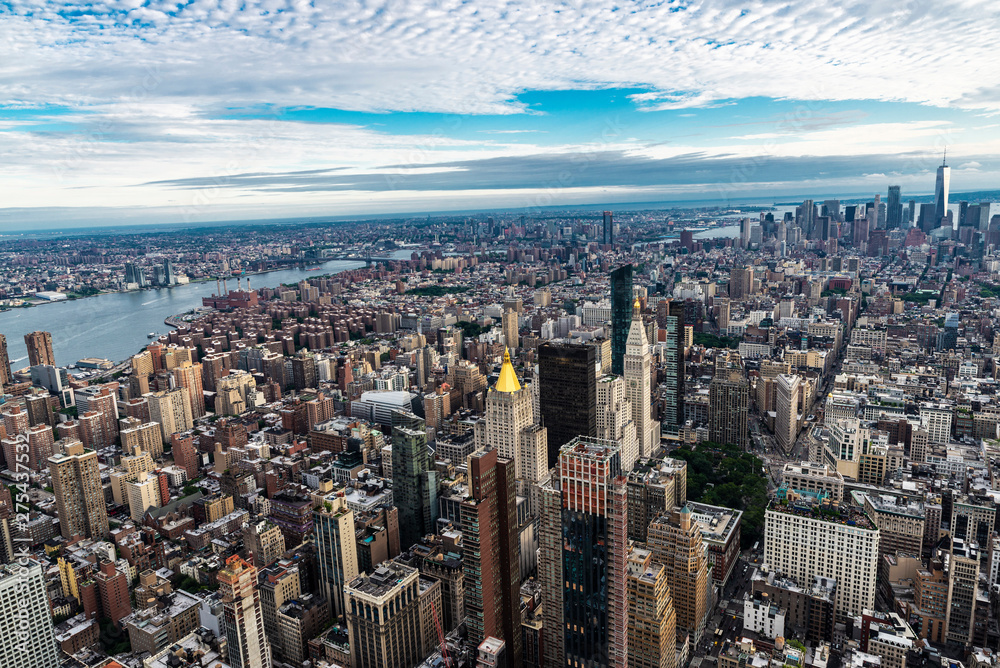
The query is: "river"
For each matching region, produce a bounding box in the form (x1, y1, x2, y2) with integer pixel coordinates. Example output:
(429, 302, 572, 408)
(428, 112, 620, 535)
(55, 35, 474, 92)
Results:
(0, 259, 367, 368)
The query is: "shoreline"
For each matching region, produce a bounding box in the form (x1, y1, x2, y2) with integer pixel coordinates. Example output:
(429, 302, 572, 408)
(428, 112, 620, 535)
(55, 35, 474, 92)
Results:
(1, 259, 355, 311)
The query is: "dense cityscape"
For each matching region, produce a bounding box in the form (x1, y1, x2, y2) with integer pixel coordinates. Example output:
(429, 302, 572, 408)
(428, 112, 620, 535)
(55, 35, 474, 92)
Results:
(0, 153, 999, 668)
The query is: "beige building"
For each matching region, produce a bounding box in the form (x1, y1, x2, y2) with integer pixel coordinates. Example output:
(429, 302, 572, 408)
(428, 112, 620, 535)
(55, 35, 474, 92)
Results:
(862, 494, 925, 557)
(781, 462, 844, 501)
(345, 562, 424, 668)
(216, 370, 257, 416)
(49, 442, 109, 540)
(244, 519, 286, 569)
(146, 388, 193, 443)
(775, 374, 801, 454)
(218, 556, 271, 668)
(259, 562, 301, 662)
(120, 417, 163, 457)
(764, 500, 879, 619)
(126, 471, 162, 521)
(647, 507, 710, 643)
(627, 547, 677, 668)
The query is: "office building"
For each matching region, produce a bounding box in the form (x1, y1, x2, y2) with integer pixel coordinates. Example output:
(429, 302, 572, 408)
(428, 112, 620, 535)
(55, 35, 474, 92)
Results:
(538, 437, 628, 667)
(0, 560, 59, 668)
(461, 449, 522, 664)
(647, 508, 711, 643)
(946, 540, 978, 646)
(886, 186, 902, 230)
(934, 153, 951, 227)
(610, 264, 633, 376)
(24, 331, 55, 367)
(538, 341, 597, 466)
(775, 374, 801, 455)
(626, 456, 687, 542)
(292, 354, 317, 391)
(49, 441, 109, 540)
(627, 547, 677, 668)
(764, 499, 879, 619)
(709, 357, 749, 448)
(244, 519, 286, 569)
(315, 495, 359, 621)
(597, 375, 639, 472)
(258, 562, 301, 661)
(625, 299, 659, 458)
(391, 411, 438, 549)
(502, 310, 519, 351)
(603, 210, 614, 246)
(218, 555, 272, 668)
(474, 349, 547, 489)
(661, 300, 685, 431)
(345, 562, 423, 668)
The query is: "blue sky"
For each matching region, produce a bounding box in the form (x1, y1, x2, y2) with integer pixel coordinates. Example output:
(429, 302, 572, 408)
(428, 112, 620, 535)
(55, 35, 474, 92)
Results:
(2, 0, 1000, 228)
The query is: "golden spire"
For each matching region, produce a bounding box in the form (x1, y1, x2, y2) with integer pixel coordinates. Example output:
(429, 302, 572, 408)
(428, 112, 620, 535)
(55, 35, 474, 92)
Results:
(633, 297, 641, 317)
(495, 347, 522, 393)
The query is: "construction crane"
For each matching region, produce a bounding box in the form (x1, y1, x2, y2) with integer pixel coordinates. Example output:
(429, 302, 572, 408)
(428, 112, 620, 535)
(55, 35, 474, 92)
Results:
(431, 600, 451, 667)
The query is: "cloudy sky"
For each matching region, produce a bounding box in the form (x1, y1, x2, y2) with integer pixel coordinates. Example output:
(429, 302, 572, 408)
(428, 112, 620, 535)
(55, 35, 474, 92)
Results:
(3, 0, 1000, 229)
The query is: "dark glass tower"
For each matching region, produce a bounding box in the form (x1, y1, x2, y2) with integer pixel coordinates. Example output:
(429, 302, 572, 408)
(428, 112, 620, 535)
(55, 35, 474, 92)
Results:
(391, 410, 437, 549)
(539, 438, 628, 667)
(610, 263, 633, 376)
(662, 300, 685, 431)
(887, 185, 902, 230)
(539, 341, 597, 467)
(602, 210, 614, 246)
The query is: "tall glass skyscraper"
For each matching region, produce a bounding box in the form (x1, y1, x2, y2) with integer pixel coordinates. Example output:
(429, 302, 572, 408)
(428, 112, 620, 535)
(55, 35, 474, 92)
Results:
(935, 153, 951, 227)
(886, 185, 902, 230)
(539, 341, 597, 466)
(391, 410, 438, 549)
(539, 438, 628, 668)
(610, 263, 633, 376)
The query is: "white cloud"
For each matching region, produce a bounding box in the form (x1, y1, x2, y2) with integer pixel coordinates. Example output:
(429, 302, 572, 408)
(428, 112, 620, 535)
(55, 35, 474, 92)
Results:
(2, 0, 1000, 115)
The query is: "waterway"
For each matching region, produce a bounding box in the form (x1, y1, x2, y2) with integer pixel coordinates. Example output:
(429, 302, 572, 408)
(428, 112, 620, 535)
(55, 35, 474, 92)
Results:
(0, 259, 366, 368)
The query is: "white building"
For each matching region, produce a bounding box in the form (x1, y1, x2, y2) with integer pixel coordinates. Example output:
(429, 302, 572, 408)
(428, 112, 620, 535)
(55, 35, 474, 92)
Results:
(764, 500, 879, 619)
(743, 593, 786, 640)
(0, 560, 59, 668)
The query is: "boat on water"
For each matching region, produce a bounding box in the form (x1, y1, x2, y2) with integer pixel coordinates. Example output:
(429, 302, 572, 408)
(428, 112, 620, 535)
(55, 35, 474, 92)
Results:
(147, 332, 157, 338)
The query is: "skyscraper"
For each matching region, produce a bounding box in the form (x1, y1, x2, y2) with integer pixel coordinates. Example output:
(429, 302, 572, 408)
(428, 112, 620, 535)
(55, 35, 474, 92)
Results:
(625, 298, 659, 459)
(49, 441, 109, 541)
(501, 309, 519, 350)
(218, 555, 272, 668)
(145, 388, 194, 443)
(935, 151, 951, 227)
(0, 560, 59, 668)
(539, 437, 628, 668)
(0, 334, 10, 386)
(474, 349, 548, 489)
(886, 186, 902, 230)
(539, 341, 597, 466)
(647, 508, 711, 643)
(597, 375, 638, 472)
(345, 562, 424, 668)
(610, 263, 633, 376)
(24, 331, 54, 367)
(662, 300, 685, 432)
(391, 410, 438, 549)
(314, 495, 359, 620)
(603, 210, 614, 246)
(775, 374, 801, 455)
(172, 361, 205, 419)
(461, 449, 522, 664)
(627, 547, 677, 668)
(709, 353, 749, 448)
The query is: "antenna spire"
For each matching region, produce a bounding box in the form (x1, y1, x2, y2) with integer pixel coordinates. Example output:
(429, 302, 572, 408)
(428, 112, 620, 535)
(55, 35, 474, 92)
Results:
(943, 146, 947, 166)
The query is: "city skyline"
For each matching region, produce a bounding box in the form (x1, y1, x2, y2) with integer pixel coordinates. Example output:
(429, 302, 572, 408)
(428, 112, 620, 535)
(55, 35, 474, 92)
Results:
(3, 0, 1000, 228)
